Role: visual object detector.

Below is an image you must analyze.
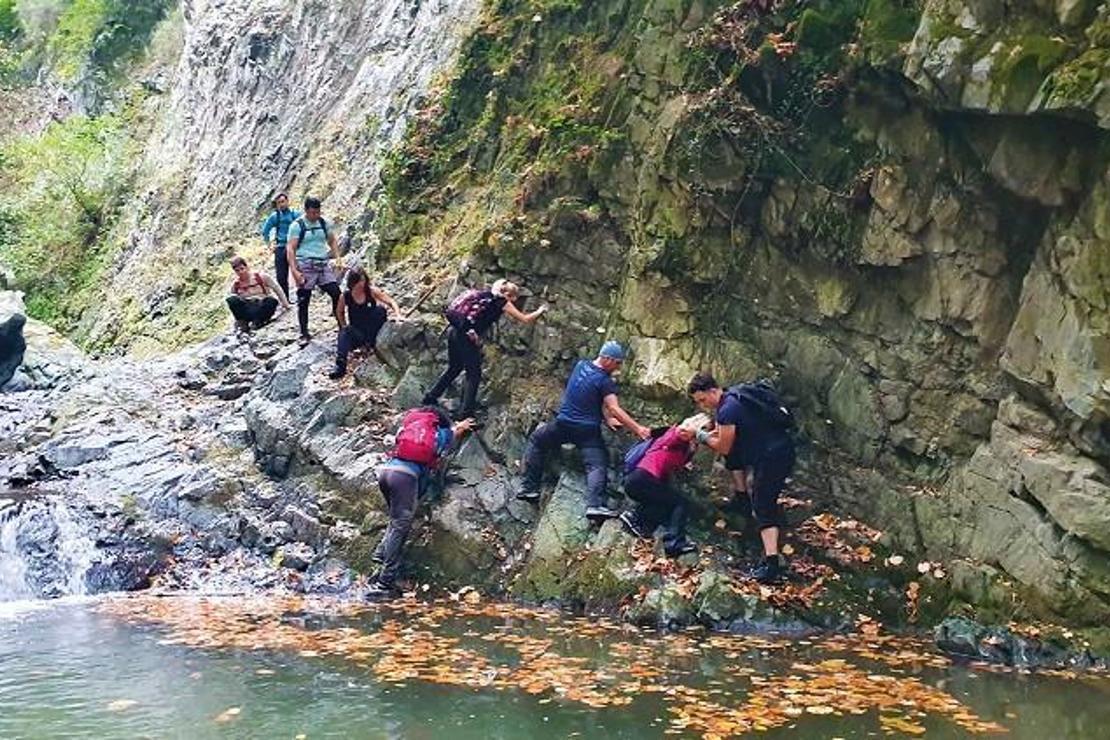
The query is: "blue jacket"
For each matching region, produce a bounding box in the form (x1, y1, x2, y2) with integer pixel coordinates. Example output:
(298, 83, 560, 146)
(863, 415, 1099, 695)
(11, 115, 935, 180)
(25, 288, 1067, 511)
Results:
(260, 208, 302, 248)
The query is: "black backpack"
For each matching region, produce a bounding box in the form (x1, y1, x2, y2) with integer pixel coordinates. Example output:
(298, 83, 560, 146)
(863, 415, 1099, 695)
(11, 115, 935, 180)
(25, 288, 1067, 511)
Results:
(724, 380, 794, 432)
(294, 216, 328, 243)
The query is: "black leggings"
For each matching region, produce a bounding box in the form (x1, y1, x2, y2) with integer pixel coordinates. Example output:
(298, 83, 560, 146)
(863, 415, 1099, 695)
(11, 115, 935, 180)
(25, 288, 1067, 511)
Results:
(335, 307, 388, 369)
(624, 468, 688, 550)
(423, 327, 483, 415)
(226, 295, 278, 325)
(296, 283, 341, 337)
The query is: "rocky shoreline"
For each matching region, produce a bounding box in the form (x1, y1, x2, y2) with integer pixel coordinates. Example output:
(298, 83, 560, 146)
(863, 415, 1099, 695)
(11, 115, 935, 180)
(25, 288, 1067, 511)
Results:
(2, 287, 1107, 673)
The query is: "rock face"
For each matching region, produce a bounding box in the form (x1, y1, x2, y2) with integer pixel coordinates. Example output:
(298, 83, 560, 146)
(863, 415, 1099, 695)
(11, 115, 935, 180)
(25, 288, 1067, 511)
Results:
(369, 0, 1110, 625)
(71, 0, 484, 352)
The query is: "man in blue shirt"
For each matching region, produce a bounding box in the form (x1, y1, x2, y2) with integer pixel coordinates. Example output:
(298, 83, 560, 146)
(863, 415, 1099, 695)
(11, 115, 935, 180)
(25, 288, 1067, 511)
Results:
(518, 341, 651, 520)
(688, 372, 796, 584)
(259, 193, 300, 301)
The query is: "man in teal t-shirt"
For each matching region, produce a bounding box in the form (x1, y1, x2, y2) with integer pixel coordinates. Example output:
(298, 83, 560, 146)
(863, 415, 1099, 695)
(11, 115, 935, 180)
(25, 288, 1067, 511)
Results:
(286, 196, 343, 347)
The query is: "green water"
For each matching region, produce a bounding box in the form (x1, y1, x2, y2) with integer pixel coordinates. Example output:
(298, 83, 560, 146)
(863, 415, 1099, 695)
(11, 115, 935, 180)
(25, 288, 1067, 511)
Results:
(1, 596, 1108, 739)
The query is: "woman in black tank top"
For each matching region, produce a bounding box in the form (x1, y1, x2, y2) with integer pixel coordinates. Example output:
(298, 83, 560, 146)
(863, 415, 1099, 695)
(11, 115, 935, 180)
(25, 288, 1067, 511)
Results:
(328, 267, 402, 379)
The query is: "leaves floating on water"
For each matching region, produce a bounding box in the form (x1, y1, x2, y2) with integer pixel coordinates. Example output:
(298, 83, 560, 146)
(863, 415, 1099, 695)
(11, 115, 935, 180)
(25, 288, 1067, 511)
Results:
(97, 594, 1029, 738)
(214, 706, 241, 723)
(106, 699, 138, 712)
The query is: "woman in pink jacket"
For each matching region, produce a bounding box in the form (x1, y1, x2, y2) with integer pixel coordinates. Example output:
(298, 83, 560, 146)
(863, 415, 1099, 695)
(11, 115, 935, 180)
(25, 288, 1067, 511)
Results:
(619, 415, 709, 557)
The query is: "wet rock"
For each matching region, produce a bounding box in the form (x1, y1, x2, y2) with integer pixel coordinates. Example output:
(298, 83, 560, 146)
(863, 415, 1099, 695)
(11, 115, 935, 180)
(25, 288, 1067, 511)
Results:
(283, 505, 327, 545)
(934, 617, 1095, 670)
(258, 520, 295, 554)
(280, 542, 316, 571)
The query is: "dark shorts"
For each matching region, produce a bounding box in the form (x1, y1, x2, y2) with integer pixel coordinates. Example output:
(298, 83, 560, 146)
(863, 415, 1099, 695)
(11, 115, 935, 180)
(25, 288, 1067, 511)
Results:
(736, 441, 795, 529)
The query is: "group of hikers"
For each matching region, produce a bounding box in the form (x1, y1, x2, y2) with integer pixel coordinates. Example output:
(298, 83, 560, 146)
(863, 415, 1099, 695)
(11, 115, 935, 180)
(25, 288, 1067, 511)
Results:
(232, 195, 797, 599)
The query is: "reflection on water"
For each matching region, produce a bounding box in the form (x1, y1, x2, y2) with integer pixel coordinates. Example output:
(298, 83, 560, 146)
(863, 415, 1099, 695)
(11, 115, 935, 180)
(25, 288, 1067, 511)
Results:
(1, 595, 1108, 739)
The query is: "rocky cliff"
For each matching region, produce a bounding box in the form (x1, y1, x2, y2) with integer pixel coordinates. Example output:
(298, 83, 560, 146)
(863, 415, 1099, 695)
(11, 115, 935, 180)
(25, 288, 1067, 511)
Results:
(1, 0, 1109, 637)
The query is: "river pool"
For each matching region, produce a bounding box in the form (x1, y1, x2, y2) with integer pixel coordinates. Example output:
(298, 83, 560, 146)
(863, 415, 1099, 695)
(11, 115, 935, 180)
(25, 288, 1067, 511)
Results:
(1, 595, 1108, 739)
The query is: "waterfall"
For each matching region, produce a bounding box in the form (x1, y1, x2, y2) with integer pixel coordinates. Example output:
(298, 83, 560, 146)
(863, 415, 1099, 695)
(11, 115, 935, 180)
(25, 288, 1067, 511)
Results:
(0, 497, 96, 602)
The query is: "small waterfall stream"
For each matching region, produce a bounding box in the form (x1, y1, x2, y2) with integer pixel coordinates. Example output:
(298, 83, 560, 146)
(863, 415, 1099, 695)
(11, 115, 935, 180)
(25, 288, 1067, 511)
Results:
(0, 496, 96, 602)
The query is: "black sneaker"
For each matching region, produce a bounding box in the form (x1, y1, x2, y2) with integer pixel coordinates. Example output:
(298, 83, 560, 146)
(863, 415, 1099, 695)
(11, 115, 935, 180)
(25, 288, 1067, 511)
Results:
(666, 541, 699, 558)
(365, 579, 397, 599)
(751, 556, 785, 585)
(327, 366, 346, 379)
(585, 505, 619, 520)
(515, 489, 541, 502)
(298, 334, 311, 348)
(619, 511, 649, 539)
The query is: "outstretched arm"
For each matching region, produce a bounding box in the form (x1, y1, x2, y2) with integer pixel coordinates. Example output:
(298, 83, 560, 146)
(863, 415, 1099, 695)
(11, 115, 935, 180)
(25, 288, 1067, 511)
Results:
(602, 394, 650, 440)
(286, 235, 302, 288)
(503, 301, 547, 324)
(263, 273, 291, 308)
(335, 293, 348, 328)
(370, 286, 401, 316)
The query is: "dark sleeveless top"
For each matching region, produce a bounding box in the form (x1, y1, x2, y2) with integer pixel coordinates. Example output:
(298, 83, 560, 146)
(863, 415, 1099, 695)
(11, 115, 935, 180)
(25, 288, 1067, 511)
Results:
(345, 288, 379, 330)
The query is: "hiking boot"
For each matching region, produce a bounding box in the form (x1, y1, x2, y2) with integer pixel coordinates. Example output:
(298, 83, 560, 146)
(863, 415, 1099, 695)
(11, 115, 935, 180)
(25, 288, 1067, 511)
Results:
(250, 319, 268, 330)
(619, 511, 649, 539)
(585, 505, 619, 520)
(751, 556, 785, 585)
(515, 488, 541, 503)
(298, 334, 312, 348)
(365, 578, 397, 600)
(234, 320, 251, 335)
(327, 365, 347, 380)
(666, 541, 699, 558)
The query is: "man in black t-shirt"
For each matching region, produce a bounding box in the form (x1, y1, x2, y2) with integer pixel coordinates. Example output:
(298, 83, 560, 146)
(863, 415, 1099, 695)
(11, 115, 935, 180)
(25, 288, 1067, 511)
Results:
(688, 372, 795, 584)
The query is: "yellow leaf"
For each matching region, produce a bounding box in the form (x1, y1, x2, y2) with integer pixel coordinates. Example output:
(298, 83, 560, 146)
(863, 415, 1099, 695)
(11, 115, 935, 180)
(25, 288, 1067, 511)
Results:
(781, 544, 795, 556)
(214, 707, 242, 723)
(806, 705, 835, 715)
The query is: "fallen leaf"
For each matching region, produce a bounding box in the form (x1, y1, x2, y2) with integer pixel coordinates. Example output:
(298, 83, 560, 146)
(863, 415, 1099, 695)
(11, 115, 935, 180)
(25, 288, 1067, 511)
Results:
(886, 554, 905, 567)
(715, 519, 727, 530)
(106, 699, 138, 712)
(805, 705, 835, 715)
(781, 544, 795, 556)
(214, 707, 242, 723)
(916, 561, 932, 574)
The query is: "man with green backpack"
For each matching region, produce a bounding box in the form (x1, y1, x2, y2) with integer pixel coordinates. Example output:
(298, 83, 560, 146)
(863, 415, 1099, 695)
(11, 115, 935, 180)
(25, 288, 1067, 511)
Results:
(687, 373, 796, 584)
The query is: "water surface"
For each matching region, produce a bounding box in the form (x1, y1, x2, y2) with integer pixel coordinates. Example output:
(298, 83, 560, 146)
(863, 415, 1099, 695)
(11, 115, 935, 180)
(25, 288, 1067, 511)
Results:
(1, 595, 1108, 738)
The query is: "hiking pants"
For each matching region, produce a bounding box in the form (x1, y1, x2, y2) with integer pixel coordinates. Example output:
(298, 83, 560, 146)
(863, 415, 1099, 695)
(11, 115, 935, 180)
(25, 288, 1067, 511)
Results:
(624, 468, 688, 551)
(376, 468, 420, 586)
(226, 295, 278, 325)
(522, 420, 608, 507)
(335, 307, 388, 370)
(730, 441, 795, 530)
(423, 327, 482, 416)
(273, 247, 291, 301)
(296, 282, 341, 337)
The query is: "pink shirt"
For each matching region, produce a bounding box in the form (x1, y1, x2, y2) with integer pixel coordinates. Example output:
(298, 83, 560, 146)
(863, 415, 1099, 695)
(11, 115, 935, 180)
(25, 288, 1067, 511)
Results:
(637, 427, 694, 480)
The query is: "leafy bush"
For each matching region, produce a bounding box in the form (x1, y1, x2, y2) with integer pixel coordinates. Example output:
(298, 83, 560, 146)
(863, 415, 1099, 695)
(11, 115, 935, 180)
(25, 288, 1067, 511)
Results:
(0, 113, 128, 325)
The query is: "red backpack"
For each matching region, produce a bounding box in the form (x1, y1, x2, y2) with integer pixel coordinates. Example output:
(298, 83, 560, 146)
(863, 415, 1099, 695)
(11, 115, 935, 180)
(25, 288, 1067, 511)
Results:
(394, 409, 441, 465)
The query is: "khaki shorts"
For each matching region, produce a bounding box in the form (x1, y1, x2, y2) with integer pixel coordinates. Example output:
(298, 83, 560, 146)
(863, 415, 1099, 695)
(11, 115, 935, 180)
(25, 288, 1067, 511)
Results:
(296, 258, 339, 290)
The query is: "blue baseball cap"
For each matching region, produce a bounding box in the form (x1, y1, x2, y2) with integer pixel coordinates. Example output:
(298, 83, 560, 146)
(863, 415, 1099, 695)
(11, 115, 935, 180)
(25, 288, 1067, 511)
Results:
(599, 340, 626, 361)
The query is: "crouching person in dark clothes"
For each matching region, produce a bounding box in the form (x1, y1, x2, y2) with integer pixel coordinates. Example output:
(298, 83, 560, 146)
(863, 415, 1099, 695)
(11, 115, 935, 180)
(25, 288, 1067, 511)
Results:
(619, 414, 711, 557)
(367, 408, 475, 597)
(328, 267, 402, 379)
(688, 373, 796, 584)
(226, 255, 290, 332)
